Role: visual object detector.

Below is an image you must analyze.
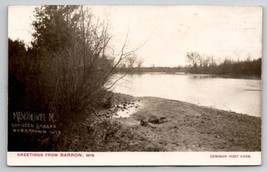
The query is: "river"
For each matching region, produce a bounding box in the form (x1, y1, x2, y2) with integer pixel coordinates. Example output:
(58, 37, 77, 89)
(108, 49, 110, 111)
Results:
(111, 73, 261, 117)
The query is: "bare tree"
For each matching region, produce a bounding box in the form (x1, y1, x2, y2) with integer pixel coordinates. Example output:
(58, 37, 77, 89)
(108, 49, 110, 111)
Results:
(127, 55, 137, 68)
(30, 5, 137, 135)
(186, 52, 201, 68)
(137, 57, 144, 68)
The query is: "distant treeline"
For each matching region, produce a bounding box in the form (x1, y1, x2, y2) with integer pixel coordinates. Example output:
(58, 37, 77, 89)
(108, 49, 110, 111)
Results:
(116, 52, 262, 78)
(185, 52, 261, 78)
(186, 58, 261, 78)
(115, 66, 184, 73)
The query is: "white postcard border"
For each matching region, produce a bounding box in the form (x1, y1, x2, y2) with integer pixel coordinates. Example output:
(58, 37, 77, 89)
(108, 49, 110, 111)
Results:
(7, 152, 261, 166)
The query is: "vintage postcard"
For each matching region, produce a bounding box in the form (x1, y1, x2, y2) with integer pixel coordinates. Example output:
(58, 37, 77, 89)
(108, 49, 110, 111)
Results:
(7, 5, 262, 166)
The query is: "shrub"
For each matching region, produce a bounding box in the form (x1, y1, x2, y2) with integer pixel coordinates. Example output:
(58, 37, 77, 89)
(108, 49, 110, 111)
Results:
(8, 5, 133, 151)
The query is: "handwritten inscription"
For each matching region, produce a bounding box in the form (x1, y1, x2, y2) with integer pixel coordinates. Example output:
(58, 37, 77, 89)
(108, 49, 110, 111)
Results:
(13, 112, 55, 123)
(11, 112, 57, 134)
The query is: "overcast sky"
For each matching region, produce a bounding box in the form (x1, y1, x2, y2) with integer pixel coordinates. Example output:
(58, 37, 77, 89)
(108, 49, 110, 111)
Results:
(8, 5, 262, 67)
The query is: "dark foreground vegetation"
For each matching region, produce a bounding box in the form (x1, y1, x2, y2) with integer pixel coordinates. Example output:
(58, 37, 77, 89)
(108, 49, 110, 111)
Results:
(8, 5, 132, 151)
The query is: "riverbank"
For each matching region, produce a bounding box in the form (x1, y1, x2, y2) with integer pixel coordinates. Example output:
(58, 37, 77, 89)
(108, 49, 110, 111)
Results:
(66, 93, 261, 152)
(116, 96, 261, 151)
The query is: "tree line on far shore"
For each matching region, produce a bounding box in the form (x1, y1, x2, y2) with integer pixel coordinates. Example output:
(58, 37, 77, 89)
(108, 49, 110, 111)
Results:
(116, 52, 261, 78)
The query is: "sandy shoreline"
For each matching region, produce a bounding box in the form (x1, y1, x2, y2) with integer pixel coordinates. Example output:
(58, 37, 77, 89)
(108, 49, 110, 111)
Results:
(104, 94, 261, 151)
(72, 93, 261, 152)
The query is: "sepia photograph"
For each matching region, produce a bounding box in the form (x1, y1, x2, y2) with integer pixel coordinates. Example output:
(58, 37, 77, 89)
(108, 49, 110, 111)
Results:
(7, 5, 262, 166)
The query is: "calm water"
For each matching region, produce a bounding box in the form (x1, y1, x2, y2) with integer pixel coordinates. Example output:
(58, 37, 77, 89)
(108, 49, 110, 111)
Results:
(111, 73, 261, 117)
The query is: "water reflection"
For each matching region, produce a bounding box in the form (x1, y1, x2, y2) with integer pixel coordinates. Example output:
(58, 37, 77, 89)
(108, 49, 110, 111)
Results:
(112, 73, 261, 117)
